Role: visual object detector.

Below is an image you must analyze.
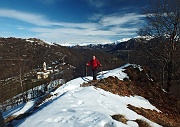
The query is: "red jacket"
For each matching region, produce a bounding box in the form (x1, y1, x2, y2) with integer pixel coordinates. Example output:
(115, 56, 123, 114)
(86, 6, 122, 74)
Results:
(87, 58, 101, 70)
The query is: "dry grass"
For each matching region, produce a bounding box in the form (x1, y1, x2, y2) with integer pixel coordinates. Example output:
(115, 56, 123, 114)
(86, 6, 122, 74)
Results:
(111, 114, 128, 124)
(128, 104, 180, 127)
(111, 114, 152, 127)
(135, 119, 152, 127)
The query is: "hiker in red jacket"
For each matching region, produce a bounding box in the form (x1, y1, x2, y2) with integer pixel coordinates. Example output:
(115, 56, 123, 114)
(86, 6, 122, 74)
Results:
(86, 55, 102, 80)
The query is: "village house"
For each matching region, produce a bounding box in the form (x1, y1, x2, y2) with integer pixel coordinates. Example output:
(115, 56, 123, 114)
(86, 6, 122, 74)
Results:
(36, 62, 53, 80)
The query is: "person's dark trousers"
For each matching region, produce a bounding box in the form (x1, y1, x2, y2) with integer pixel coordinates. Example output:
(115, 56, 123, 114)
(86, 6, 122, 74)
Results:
(92, 69, 97, 80)
(0, 110, 6, 127)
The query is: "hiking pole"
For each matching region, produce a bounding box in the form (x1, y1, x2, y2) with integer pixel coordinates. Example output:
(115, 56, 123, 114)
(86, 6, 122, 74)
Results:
(100, 66, 103, 79)
(85, 65, 87, 76)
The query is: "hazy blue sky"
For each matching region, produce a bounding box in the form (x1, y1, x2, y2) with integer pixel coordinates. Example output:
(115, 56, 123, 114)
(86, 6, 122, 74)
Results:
(0, 0, 149, 45)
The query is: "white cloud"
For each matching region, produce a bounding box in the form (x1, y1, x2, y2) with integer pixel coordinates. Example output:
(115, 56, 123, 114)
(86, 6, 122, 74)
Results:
(0, 9, 101, 29)
(100, 13, 145, 27)
(87, 0, 128, 8)
(0, 9, 54, 26)
(111, 27, 138, 33)
(30, 26, 116, 43)
(53, 22, 100, 29)
(87, 0, 105, 8)
(0, 9, 145, 44)
(88, 13, 102, 21)
(17, 27, 24, 30)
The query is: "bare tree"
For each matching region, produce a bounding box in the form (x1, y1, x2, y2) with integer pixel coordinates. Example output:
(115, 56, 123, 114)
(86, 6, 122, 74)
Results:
(138, 0, 180, 92)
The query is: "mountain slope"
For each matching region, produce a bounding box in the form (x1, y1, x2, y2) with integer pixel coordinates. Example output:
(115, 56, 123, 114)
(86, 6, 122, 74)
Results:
(0, 37, 123, 104)
(81, 37, 180, 100)
(3, 64, 179, 127)
(0, 37, 123, 80)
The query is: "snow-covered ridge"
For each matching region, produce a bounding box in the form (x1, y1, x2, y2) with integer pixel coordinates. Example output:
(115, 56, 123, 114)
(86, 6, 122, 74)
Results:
(26, 36, 152, 47)
(3, 64, 161, 127)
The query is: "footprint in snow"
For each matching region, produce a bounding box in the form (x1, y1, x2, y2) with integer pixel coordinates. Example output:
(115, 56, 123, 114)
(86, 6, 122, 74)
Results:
(77, 100, 83, 105)
(71, 100, 84, 107)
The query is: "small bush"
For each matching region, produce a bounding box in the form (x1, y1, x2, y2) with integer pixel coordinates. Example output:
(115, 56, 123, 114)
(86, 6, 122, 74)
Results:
(135, 119, 152, 127)
(111, 114, 127, 124)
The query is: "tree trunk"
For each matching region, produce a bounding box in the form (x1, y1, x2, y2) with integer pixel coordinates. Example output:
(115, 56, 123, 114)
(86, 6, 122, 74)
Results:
(166, 32, 176, 92)
(166, 60, 173, 92)
(161, 63, 166, 88)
